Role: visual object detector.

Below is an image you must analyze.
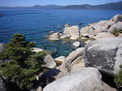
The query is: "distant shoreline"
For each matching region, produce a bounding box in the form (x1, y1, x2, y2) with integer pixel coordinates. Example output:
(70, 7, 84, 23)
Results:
(0, 1, 122, 10)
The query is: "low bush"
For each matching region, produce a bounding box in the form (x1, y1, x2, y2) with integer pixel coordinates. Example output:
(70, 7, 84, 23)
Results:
(111, 29, 120, 37)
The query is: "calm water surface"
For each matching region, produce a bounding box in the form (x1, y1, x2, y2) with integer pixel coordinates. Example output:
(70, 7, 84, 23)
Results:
(0, 9, 122, 57)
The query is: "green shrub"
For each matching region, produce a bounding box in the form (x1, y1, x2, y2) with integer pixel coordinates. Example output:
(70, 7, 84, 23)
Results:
(0, 33, 46, 89)
(111, 29, 120, 37)
(115, 65, 122, 87)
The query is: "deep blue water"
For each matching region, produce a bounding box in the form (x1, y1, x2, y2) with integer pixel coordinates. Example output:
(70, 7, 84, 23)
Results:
(0, 9, 122, 57)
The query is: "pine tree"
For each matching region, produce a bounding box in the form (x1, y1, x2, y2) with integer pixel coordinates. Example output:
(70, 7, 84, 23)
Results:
(0, 33, 46, 89)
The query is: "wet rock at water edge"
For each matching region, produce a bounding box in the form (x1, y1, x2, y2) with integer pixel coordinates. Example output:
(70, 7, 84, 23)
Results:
(43, 55, 56, 69)
(72, 41, 80, 47)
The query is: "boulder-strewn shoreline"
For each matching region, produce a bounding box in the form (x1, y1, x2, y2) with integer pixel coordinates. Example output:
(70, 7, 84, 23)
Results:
(1, 14, 122, 91)
(49, 14, 122, 41)
(42, 14, 122, 91)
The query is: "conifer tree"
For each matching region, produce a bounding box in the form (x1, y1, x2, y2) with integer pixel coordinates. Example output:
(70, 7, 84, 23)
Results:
(0, 33, 46, 89)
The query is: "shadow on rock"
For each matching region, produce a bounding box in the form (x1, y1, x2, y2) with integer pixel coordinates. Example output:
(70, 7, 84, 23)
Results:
(100, 70, 117, 88)
(38, 68, 61, 88)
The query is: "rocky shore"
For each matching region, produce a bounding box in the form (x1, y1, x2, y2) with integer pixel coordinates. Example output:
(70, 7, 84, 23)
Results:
(42, 14, 122, 91)
(1, 14, 122, 91)
(49, 14, 122, 41)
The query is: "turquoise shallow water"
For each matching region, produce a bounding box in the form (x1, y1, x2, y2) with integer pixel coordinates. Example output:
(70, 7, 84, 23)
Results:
(0, 9, 122, 57)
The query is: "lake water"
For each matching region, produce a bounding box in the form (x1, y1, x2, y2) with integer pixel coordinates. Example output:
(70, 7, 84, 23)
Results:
(0, 9, 122, 57)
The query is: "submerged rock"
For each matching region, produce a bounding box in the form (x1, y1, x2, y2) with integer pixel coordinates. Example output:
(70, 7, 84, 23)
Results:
(43, 67, 103, 91)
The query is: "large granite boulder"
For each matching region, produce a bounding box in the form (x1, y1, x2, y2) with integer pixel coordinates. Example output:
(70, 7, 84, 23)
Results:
(80, 20, 109, 35)
(61, 48, 84, 68)
(43, 55, 56, 69)
(93, 21, 108, 32)
(0, 76, 8, 91)
(94, 32, 116, 39)
(67, 56, 85, 72)
(43, 67, 103, 91)
(49, 32, 60, 41)
(63, 26, 80, 38)
(80, 15, 122, 37)
(80, 26, 90, 34)
(83, 38, 122, 75)
(106, 20, 115, 26)
(111, 14, 122, 23)
(107, 22, 122, 33)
